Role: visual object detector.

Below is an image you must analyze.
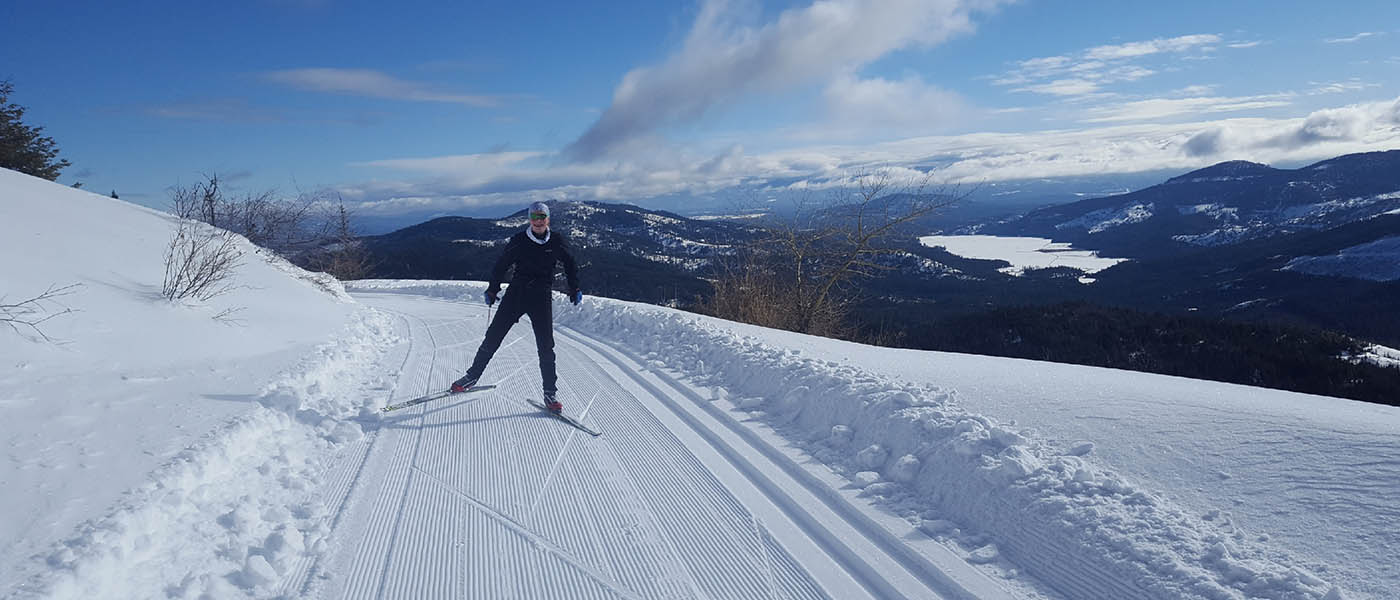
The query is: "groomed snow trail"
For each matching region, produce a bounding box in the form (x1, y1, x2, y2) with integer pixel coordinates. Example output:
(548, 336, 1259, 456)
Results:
(306, 291, 993, 600)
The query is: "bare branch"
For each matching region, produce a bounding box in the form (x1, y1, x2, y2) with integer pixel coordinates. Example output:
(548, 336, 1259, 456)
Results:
(162, 219, 243, 302)
(1, 283, 82, 342)
(212, 306, 247, 326)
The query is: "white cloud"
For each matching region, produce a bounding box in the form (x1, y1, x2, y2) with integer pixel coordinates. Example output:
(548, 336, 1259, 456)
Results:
(561, 0, 1008, 162)
(1083, 34, 1221, 60)
(1018, 78, 1101, 96)
(1325, 32, 1382, 44)
(265, 68, 500, 106)
(353, 151, 546, 176)
(1309, 79, 1382, 95)
(821, 73, 969, 131)
(1227, 40, 1264, 49)
(1105, 65, 1156, 82)
(996, 33, 1225, 97)
(1083, 94, 1295, 123)
(146, 99, 286, 123)
(1185, 98, 1400, 156)
(1173, 85, 1218, 96)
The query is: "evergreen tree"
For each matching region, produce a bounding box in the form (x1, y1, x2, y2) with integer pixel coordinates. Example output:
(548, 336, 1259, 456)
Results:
(0, 80, 70, 180)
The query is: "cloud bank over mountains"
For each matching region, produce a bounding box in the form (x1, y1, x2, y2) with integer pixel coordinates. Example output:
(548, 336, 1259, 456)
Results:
(342, 95, 1400, 217)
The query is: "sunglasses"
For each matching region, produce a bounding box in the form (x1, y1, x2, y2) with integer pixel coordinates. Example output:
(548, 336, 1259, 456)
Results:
(529, 212, 549, 221)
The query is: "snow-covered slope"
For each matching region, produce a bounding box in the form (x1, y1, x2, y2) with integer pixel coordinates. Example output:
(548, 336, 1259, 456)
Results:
(988, 150, 1400, 260)
(5, 168, 1397, 600)
(0, 168, 361, 590)
(1282, 235, 1400, 281)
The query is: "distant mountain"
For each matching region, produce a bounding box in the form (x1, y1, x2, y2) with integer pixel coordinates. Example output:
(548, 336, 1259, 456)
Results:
(1088, 212, 1400, 345)
(983, 150, 1400, 259)
(361, 201, 766, 304)
(351, 149, 1400, 347)
(359, 198, 985, 306)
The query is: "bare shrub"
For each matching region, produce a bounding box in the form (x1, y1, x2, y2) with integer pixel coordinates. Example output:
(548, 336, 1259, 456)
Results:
(1, 283, 81, 342)
(705, 169, 969, 337)
(162, 219, 243, 301)
(170, 173, 329, 255)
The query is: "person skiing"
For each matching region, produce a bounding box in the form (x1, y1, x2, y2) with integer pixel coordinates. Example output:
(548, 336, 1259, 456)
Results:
(450, 201, 581, 413)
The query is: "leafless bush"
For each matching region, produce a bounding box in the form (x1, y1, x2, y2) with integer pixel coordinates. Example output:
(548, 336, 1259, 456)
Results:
(162, 219, 243, 301)
(705, 169, 969, 337)
(2, 283, 81, 342)
(170, 173, 329, 255)
(169, 173, 375, 282)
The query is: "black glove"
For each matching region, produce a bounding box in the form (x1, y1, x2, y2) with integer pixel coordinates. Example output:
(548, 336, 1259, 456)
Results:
(569, 289, 582, 306)
(484, 289, 498, 306)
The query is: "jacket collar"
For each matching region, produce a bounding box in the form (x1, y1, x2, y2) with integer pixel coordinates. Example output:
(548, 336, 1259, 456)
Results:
(526, 226, 550, 245)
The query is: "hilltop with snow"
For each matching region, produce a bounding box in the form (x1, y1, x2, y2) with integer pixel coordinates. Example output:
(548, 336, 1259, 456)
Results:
(3, 167, 1397, 599)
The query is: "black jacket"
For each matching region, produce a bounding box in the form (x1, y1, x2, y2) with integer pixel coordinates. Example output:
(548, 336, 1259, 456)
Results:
(488, 229, 579, 296)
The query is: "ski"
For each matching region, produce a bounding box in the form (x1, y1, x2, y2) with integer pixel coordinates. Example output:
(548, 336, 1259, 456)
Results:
(524, 398, 602, 436)
(381, 385, 497, 413)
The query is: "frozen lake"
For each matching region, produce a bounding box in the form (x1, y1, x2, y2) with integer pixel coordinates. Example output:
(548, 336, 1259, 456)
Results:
(919, 235, 1129, 281)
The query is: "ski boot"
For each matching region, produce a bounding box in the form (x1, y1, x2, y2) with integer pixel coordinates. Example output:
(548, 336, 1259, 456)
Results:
(450, 374, 480, 393)
(543, 390, 563, 414)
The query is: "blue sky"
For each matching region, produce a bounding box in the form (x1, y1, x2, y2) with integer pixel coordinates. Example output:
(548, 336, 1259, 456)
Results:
(5, 0, 1399, 223)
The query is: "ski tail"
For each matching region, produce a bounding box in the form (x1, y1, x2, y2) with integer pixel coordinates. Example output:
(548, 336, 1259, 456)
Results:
(382, 384, 497, 412)
(524, 398, 602, 436)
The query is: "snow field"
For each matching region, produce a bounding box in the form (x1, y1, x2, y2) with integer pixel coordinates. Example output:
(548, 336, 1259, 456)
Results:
(346, 280, 1347, 600)
(18, 309, 402, 599)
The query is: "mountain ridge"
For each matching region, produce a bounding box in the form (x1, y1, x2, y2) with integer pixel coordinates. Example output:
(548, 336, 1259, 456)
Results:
(984, 149, 1400, 258)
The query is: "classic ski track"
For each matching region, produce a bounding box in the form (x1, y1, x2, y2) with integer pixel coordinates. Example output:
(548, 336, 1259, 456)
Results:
(557, 327, 1014, 600)
(372, 307, 442, 600)
(554, 329, 920, 599)
(527, 391, 597, 519)
(339, 307, 453, 599)
(328, 293, 883, 599)
(410, 464, 646, 600)
(495, 332, 712, 600)
(517, 325, 838, 600)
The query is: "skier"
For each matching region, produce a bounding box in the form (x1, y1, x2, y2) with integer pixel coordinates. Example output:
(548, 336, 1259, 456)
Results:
(450, 201, 581, 413)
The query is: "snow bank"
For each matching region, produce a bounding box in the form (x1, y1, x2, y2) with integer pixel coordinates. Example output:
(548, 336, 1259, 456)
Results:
(21, 309, 401, 599)
(346, 280, 1345, 600)
(258, 308, 400, 422)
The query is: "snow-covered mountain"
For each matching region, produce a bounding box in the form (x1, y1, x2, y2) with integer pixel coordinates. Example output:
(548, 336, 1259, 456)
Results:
(359, 200, 767, 304)
(985, 150, 1400, 262)
(5, 167, 1399, 600)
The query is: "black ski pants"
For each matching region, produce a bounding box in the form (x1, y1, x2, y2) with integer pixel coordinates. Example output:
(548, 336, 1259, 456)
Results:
(465, 289, 557, 393)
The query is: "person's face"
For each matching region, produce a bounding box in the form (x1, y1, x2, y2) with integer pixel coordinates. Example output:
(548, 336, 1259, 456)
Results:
(529, 211, 549, 233)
